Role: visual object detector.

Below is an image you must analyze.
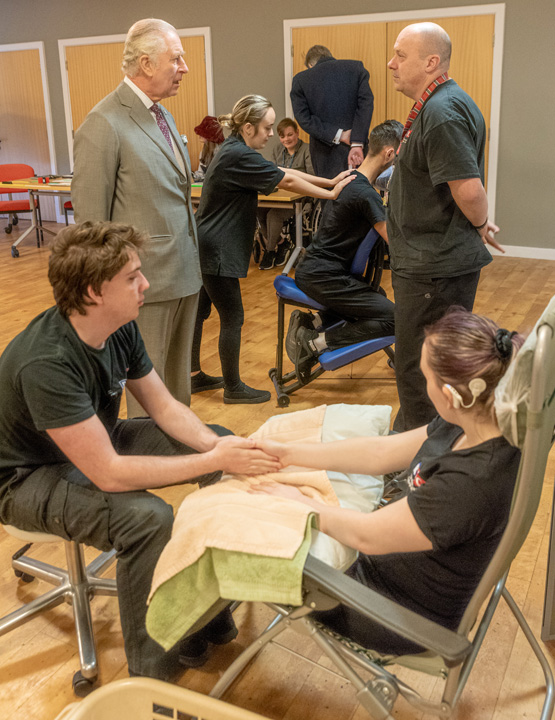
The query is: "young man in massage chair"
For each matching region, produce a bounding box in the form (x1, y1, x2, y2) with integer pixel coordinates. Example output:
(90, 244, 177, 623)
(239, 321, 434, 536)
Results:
(285, 120, 403, 384)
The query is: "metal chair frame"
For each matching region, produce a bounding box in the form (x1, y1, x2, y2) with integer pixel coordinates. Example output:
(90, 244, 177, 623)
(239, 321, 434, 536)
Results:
(0, 527, 117, 695)
(269, 229, 395, 407)
(0, 163, 44, 246)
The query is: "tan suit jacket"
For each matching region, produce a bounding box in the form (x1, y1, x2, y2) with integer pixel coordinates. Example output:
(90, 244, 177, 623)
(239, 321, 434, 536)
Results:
(72, 81, 201, 303)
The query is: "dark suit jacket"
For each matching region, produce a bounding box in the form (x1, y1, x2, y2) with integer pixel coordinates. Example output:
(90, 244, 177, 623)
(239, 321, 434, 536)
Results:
(72, 82, 201, 304)
(291, 56, 374, 178)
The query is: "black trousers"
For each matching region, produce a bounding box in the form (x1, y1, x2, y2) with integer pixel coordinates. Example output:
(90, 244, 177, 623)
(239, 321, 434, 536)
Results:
(191, 275, 245, 389)
(295, 271, 395, 350)
(0, 419, 231, 679)
(313, 554, 445, 655)
(391, 270, 481, 432)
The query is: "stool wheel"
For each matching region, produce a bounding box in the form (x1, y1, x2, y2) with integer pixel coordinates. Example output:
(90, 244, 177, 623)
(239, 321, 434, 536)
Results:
(11, 245, 19, 257)
(14, 569, 35, 583)
(387, 358, 395, 371)
(12, 216, 19, 226)
(277, 394, 290, 408)
(72, 670, 96, 697)
(5, 225, 12, 234)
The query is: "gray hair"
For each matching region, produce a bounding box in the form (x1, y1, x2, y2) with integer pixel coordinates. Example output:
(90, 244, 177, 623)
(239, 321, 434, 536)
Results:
(122, 18, 176, 77)
(218, 95, 273, 134)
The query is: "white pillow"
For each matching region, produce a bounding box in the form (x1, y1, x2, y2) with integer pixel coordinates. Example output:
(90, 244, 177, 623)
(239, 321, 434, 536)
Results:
(310, 403, 392, 571)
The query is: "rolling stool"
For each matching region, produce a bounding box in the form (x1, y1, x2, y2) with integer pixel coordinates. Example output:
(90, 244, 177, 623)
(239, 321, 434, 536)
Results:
(0, 525, 118, 696)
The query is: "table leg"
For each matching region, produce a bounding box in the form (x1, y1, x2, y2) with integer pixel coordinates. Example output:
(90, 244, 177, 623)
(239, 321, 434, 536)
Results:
(11, 189, 62, 257)
(10, 189, 38, 257)
(281, 200, 303, 275)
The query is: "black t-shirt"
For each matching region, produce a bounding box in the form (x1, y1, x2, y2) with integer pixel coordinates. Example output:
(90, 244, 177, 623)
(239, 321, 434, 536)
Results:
(352, 416, 521, 630)
(0, 307, 152, 483)
(387, 80, 492, 279)
(196, 134, 285, 278)
(296, 171, 385, 278)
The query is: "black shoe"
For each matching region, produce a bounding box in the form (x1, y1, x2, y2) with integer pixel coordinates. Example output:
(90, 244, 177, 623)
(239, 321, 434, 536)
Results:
(204, 606, 238, 645)
(274, 241, 292, 267)
(259, 249, 276, 270)
(285, 309, 315, 363)
(223, 383, 271, 404)
(177, 633, 210, 668)
(178, 607, 238, 669)
(191, 371, 225, 394)
(294, 327, 319, 386)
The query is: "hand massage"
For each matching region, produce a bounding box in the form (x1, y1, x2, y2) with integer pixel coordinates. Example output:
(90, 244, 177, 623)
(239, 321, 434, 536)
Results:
(1, 13, 554, 720)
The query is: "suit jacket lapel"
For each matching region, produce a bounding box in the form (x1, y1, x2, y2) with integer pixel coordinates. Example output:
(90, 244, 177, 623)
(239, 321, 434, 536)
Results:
(117, 83, 186, 178)
(165, 109, 193, 183)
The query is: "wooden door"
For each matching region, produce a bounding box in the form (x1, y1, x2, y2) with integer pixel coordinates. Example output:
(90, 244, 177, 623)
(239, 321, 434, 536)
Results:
(0, 48, 55, 219)
(386, 15, 495, 182)
(291, 15, 494, 184)
(291, 23, 387, 143)
(65, 34, 208, 169)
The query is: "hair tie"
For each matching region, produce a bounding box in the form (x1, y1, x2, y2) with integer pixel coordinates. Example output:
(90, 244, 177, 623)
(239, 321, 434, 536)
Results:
(495, 328, 516, 360)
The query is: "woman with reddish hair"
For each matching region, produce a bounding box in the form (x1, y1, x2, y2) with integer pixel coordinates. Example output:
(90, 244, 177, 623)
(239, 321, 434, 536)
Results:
(192, 115, 225, 182)
(252, 307, 524, 653)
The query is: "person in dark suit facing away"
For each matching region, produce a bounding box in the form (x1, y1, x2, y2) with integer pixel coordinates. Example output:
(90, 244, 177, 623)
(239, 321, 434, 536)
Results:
(290, 45, 374, 178)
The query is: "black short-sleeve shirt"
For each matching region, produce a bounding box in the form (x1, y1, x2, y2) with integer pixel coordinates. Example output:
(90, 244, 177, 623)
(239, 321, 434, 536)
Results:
(196, 134, 285, 278)
(353, 416, 521, 629)
(0, 307, 152, 483)
(297, 171, 385, 278)
(387, 80, 492, 279)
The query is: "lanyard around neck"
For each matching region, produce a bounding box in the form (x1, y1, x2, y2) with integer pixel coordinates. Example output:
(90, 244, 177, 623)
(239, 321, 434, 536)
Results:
(282, 147, 298, 168)
(397, 73, 450, 154)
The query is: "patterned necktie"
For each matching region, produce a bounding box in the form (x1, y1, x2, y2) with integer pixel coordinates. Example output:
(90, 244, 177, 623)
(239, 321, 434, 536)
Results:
(151, 104, 173, 150)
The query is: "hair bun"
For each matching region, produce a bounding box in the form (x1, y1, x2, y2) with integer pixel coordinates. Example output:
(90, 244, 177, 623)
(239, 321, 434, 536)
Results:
(495, 328, 516, 360)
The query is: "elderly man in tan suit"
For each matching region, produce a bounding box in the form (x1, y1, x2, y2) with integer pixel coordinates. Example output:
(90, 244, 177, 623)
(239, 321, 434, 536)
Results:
(72, 18, 201, 416)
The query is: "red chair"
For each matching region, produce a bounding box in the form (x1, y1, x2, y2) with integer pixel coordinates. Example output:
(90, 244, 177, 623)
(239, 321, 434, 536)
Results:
(0, 164, 42, 243)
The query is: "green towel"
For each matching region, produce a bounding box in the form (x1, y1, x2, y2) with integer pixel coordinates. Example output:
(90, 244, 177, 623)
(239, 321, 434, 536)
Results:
(147, 514, 315, 650)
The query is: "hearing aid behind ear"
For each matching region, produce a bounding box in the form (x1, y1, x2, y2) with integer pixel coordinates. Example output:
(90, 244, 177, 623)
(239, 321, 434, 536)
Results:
(445, 378, 487, 409)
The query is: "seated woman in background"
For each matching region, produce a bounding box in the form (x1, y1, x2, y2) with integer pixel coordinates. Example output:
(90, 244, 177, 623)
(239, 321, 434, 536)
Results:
(192, 94, 354, 405)
(192, 115, 225, 182)
(257, 118, 314, 270)
(253, 307, 523, 653)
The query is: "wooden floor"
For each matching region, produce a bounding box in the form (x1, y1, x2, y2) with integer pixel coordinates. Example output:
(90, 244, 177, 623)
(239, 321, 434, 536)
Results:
(1, 223, 555, 720)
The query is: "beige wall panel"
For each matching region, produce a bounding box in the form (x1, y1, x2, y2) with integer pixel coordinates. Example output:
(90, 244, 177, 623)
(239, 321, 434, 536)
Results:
(66, 42, 124, 134)
(65, 34, 207, 169)
(0, 49, 55, 219)
(161, 34, 207, 171)
(386, 15, 494, 182)
(291, 23, 387, 143)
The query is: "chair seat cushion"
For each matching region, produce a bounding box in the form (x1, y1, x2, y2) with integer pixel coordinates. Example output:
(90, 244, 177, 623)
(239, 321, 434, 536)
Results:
(320, 337, 395, 371)
(274, 274, 327, 311)
(0, 200, 32, 212)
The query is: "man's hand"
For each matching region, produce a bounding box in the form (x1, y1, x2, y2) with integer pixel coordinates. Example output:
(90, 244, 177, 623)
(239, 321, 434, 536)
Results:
(210, 435, 281, 476)
(348, 146, 364, 169)
(478, 221, 504, 253)
(339, 129, 351, 145)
